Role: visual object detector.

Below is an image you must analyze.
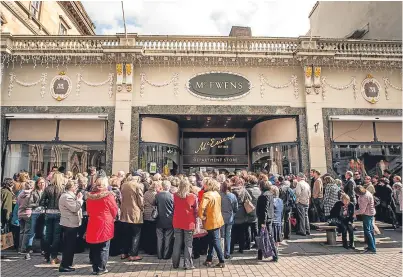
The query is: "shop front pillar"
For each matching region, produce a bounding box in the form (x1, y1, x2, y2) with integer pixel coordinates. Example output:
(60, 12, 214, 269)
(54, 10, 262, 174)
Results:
(305, 100, 327, 174)
(112, 64, 133, 174)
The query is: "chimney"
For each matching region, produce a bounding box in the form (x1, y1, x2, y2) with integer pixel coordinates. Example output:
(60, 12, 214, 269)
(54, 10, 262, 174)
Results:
(229, 26, 252, 37)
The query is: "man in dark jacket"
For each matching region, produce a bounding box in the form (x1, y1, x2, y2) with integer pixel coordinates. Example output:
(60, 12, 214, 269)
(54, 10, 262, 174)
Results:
(343, 171, 356, 205)
(256, 180, 278, 262)
(155, 180, 174, 259)
(353, 171, 363, 186)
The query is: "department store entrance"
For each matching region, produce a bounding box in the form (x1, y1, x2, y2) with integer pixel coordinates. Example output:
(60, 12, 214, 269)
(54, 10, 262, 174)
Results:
(138, 115, 301, 175)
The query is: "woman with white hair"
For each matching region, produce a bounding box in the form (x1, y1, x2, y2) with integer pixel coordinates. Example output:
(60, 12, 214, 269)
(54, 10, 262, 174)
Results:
(86, 177, 118, 275)
(58, 180, 83, 272)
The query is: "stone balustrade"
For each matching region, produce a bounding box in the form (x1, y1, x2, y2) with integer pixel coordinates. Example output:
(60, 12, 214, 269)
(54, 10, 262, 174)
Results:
(1, 33, 401, 59)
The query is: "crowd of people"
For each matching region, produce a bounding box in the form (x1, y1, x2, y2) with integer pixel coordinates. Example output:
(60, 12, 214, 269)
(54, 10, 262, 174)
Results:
(1, 166, 402, 274)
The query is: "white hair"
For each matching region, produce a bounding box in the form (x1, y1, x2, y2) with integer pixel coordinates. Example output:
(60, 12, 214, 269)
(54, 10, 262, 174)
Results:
(217, 174, 226, 183)
(162, 180, 171, 191)
(117, 171, 125, 178)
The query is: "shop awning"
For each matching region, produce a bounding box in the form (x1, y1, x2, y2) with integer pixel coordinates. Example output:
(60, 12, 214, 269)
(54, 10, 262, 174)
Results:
(329, 115, 402, 122)
(4, 114, 108, 120)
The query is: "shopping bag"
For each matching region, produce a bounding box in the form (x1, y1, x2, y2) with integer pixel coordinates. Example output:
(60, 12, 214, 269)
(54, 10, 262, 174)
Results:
(1, 232, 14, 250)
(256, 227, 274, 258)
(193, 218, 208, 238)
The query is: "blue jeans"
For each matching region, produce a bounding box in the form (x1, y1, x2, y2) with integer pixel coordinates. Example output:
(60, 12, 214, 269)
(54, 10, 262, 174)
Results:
(27, 213, 45, 248)
(362, 215, 376, 252)
(89, 240, 110, 273)
(43, 213, 62, 259)
(206, 228, 224, 263)
(220, 224, 232, 257)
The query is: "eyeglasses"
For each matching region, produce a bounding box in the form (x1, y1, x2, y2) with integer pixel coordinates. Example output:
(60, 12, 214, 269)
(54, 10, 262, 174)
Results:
(354, 173, 359, 176)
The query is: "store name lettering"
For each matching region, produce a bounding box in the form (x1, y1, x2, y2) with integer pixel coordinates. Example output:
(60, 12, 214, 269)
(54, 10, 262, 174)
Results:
(195, 81, 243, 90)
(192, 157, 239, 163)
(194, 134, 236, 154)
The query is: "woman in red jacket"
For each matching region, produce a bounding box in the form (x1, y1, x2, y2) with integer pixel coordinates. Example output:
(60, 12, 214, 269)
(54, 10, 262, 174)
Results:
(86, 177, 118, 275)
(172, 179, 198, 270)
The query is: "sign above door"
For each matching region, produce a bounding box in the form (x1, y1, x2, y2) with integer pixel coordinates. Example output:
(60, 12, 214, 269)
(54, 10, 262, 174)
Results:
(187, 71, 252, 100)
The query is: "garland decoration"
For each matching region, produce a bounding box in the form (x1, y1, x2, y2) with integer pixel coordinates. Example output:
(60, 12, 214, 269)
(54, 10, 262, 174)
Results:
(383, 77, 402, 100)
(8, 72, 47, 97)
(140, 73, 179, 97)
(260, 74, 299, 99)
(76, 73, 114, 98)
(320, 76, 357, 100)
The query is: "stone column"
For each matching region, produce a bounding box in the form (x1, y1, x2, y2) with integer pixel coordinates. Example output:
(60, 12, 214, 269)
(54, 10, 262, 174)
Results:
(303, 66, 327, 174)
(112, 64, 133, 174)
(305, 101, 327, 174)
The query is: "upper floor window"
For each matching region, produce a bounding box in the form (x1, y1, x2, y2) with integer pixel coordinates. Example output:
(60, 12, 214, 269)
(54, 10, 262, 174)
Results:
(59, 22, 67, 35)
(31, 1, 41, 20)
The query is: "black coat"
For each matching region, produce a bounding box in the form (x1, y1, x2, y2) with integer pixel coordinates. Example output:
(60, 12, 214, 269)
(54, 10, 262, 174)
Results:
(256, 190, 274, 226)
(155, 191, 174, 229)
(39, 185, 63, 210)
(343, 178, 356, 204)
(329, 201, 354, 224)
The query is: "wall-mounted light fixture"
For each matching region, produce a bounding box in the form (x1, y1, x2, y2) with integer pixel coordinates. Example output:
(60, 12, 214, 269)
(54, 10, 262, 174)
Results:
(314, 122, 319, 133)
(119, 120, 124, 131)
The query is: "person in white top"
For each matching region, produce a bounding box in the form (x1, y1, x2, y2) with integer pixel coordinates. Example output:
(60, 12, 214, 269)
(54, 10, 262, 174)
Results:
(295, 173, 311, 236)
(58, 180, 83, 272)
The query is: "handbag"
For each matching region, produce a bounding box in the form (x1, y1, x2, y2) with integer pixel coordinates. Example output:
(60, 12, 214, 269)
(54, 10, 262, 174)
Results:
(151, 206, 158, 219)
(244, 199, 255, 214)
(193, 218, 208, 238)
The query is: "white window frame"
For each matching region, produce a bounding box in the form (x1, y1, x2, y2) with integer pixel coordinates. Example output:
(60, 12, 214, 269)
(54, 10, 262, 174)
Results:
(30, 1, 41, 20)
(59, 22, 68, 35)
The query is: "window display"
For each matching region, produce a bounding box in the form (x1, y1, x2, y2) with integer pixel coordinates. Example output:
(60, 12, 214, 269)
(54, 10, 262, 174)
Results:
(138, 143, 179, 175)
(252, 144, 300, 175)
(332, 144, 402, 178)
(3, 143, 106, 178)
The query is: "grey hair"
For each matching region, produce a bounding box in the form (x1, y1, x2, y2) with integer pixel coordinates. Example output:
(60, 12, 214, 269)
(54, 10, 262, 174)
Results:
(217, 174, 226, 183)
(162, 180, 171, 191)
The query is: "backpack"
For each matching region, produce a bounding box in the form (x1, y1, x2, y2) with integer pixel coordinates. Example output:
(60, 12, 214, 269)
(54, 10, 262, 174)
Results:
(282, 187, 296, 210)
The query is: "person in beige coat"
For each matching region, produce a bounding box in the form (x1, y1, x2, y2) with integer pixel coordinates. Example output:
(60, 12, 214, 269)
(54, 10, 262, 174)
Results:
(120, 176, 144, 261)
(58, 180, 83, 272)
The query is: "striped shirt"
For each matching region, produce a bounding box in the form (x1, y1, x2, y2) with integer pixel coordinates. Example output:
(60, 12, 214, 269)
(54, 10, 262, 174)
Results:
(356, 191, 376, 216)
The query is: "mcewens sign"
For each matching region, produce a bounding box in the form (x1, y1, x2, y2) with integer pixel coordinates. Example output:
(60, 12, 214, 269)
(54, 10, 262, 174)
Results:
(187, 72, 251, 100)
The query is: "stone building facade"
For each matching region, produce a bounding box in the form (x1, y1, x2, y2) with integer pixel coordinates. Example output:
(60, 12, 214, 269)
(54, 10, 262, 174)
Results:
(1, 1, 95, 35)
(1, 30, 402, 179)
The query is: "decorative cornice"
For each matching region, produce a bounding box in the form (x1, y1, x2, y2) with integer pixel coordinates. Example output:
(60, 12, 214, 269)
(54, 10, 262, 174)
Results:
(57, 1, 95, 35)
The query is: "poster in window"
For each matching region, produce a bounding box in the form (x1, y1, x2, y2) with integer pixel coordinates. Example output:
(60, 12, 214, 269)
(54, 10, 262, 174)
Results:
(149, 162, 157, 174)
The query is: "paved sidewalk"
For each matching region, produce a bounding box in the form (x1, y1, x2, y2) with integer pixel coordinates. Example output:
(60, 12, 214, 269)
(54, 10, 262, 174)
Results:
(2, 228, 402, 277)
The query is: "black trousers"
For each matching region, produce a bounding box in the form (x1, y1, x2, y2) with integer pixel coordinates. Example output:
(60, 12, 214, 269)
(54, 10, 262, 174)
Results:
(283, 209, 291, 239)
(76, 216, 88, 253)
(141, 220, 157, 255)
(338, 222, 354, 247)
(61, 226, 78, 268)
(245, 222, 258, 249)
(231, 223, 247, 253)
(89, 241, 110, 273)
(110, 221, 124, 256)
(122, 223, 142, 257)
